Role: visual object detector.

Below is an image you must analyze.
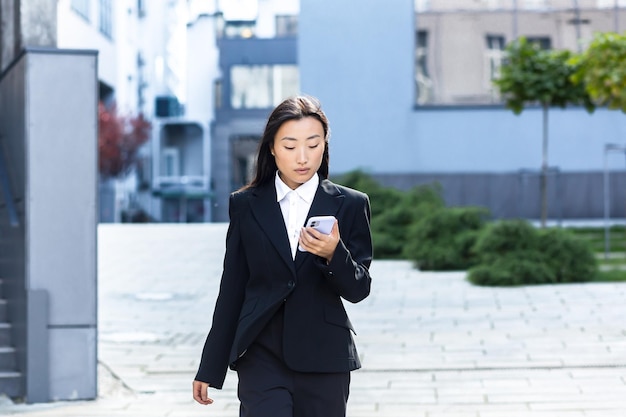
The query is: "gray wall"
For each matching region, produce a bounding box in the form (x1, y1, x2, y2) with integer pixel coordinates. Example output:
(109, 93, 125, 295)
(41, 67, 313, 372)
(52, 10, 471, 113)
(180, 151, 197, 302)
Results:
(0, 48, 97, 402)
(373, 171, 626, 220)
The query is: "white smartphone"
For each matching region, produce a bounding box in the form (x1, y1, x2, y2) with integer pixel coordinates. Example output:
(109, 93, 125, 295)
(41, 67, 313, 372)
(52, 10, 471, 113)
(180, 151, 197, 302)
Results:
(298, 215, 336, 251)
(305, 215, 336, 234)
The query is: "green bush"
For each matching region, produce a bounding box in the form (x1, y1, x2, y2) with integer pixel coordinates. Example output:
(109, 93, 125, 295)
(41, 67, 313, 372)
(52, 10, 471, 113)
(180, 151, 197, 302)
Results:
(334, 171, 599, 286)
(335, 171, 445, 259)
(537, 228, 597, 283)
(372, 185, 445, 258)
(468, 256, 556, 286)
(472, 219, 539, 264)
(332, 170, 403, 218)
(405, 206, 490, 270)
(469, 220, 597, 286)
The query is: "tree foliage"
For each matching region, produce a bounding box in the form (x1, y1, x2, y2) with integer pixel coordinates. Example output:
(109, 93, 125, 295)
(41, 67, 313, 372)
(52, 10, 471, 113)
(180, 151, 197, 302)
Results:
(98, 102, 151, 178)
(494, 37, 594, 114)
(494, 37, 594, 227)
(570, 32, 626, 113)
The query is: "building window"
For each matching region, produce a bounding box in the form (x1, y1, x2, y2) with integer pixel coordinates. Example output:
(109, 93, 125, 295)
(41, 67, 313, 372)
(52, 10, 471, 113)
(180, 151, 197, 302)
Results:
(415, 0, 430, 12)
(99, 0, 113, 39)
(137, 52, 146, 113)
(223, 22, 255, 38)
(71, 0, 90, 21)
(214, 79, 223, 109)
(522, 0, 548, 9)
(230, 65, 299, 109)
(162, 148, 180, 177)
(137, 0, 146, 18)
(415, 30, 433, 105)
(231, 135, 260, 190)
(276, 15, 298, 37)
(597, 0, 626, 7)
(485, 34, 505, 100)
(526, 36, 552, 50)
(483, 0, 503, 9)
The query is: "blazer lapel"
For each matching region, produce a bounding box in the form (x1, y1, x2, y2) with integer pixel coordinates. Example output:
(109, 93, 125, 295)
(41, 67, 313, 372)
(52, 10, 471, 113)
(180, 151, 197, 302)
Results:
(250, 182, 296, 275)
(295, 179, 346, 269)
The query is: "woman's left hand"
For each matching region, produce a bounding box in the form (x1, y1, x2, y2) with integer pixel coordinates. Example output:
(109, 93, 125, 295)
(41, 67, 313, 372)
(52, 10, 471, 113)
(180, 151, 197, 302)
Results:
(299, 220, 340, 262)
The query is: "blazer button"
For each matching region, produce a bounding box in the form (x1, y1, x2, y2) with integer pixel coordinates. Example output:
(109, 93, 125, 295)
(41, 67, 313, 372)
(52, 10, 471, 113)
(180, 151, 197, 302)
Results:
(287, 280, 295, 289)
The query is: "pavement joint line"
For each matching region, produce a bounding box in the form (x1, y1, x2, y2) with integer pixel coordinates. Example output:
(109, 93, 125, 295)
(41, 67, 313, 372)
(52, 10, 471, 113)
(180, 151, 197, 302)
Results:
(359, 363, 626, 373)
(98, 360, 155, 395)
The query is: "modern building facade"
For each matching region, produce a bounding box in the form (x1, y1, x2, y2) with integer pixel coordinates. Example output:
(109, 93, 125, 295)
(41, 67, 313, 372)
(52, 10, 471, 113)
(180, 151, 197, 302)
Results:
(204, 0, 626, 221)
(208, 0, 300, 221)
(297, 0, 626, 220)
(58, 0, 196, 223)
(414, 0, 626, 106)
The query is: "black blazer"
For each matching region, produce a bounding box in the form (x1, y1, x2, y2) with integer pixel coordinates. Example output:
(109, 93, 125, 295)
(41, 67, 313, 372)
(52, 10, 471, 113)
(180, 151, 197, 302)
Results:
(195, 177, 373, 389)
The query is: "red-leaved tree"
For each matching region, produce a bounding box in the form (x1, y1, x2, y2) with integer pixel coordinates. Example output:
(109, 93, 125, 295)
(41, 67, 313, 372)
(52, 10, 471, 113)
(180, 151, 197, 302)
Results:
(98, 102, 151, 178)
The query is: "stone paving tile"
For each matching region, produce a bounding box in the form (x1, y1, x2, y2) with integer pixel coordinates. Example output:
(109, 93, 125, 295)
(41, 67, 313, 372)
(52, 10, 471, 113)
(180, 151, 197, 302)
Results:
(3, 224, 626, 416)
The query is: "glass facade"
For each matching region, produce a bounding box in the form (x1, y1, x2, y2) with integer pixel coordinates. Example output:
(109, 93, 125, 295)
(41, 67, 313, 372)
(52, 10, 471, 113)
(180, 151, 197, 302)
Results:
(230, 65, 299, 109)
(414, 0, 626, 106)
(276, 15, 298, 36)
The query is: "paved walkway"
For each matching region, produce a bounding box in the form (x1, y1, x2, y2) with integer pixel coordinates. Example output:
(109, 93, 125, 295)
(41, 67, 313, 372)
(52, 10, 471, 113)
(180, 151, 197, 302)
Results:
(3, 223, 626, 416)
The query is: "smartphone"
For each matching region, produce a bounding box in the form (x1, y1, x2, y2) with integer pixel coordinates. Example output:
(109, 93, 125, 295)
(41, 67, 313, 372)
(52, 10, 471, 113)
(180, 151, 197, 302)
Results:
(298, 215, 336, 251)
(305, 215, 336, 234)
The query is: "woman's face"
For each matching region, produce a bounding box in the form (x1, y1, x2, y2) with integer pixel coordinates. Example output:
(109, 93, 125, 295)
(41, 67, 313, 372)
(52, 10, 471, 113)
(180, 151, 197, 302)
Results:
(271, 117, 326, 190)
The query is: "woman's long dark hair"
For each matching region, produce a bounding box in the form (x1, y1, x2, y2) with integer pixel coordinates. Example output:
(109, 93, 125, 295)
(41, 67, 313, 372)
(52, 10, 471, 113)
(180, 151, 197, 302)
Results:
(243, 95, 330, 190)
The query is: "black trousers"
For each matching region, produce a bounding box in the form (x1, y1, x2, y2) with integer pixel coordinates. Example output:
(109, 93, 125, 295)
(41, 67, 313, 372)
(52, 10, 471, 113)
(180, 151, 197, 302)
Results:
(236, 307, 350, 417)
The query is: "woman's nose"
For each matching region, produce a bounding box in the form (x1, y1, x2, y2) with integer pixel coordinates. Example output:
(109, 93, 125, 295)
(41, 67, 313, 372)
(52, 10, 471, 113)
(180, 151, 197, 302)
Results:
(297, 148, 308, 163)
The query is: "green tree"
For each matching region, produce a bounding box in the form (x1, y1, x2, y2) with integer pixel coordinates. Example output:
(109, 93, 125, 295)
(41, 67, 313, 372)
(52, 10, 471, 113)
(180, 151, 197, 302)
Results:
(494, 37, 594, 227)
(571, 32, 626, 113)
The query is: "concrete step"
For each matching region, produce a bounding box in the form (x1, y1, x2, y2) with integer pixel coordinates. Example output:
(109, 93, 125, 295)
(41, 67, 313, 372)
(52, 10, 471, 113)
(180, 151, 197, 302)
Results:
(0, 299, 7, 323)
(0, 347, 16, 370)
(0, 323, 10, 346)
(0, 371, 22, 398)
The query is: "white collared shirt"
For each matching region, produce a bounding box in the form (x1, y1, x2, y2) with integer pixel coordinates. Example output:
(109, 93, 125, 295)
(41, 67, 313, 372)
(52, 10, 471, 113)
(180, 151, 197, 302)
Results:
(275, 172, 319, 259)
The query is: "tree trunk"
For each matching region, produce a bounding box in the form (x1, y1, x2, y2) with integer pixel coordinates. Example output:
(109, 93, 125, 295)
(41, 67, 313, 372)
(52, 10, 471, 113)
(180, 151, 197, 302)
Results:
(540, 104, 549, 228)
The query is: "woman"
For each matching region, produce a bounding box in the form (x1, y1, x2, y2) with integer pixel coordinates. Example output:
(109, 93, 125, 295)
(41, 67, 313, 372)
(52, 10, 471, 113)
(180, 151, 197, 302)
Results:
(192, 95, 373, 417)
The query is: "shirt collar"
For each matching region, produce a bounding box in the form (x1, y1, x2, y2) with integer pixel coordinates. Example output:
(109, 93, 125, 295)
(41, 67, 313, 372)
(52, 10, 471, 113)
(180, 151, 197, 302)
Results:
(275, 171, 319, 203)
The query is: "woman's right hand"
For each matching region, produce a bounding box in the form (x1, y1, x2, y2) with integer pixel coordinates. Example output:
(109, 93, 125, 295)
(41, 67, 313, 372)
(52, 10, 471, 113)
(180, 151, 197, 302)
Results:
(192, 380, 213, 405)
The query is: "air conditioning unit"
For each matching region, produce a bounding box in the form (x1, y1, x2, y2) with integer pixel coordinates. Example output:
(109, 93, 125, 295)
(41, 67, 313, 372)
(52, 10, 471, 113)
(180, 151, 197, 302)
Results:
(155, 96, 183, 118)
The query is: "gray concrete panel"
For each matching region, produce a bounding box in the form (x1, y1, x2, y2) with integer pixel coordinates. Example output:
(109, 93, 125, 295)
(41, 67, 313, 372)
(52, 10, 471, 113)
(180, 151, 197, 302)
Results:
(25, 289, 48, 403)
(26, 50, 97, 326)
(48, 327, 96, 401)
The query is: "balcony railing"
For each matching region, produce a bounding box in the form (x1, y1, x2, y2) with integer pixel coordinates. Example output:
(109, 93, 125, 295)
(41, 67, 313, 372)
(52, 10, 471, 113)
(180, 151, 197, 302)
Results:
(152, 175, 212, 198)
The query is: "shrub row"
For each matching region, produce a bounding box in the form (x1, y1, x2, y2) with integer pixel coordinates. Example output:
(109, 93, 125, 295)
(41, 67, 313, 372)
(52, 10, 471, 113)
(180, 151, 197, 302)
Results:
(468, 220, 597, 285)
(334, 171, 597, 286)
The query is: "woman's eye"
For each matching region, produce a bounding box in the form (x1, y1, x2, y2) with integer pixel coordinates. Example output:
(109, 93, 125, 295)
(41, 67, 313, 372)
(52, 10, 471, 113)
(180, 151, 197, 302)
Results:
(284, 147, 295, 150)
(309, 144, 319, 149)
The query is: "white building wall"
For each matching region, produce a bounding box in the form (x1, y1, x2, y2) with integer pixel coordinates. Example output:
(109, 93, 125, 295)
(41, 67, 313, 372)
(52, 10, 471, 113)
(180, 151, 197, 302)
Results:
(56, 0, 117, 88)
(256, 0, 299, 38)
(186, 14, 220, 121)
(113, 0, 140, 113)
